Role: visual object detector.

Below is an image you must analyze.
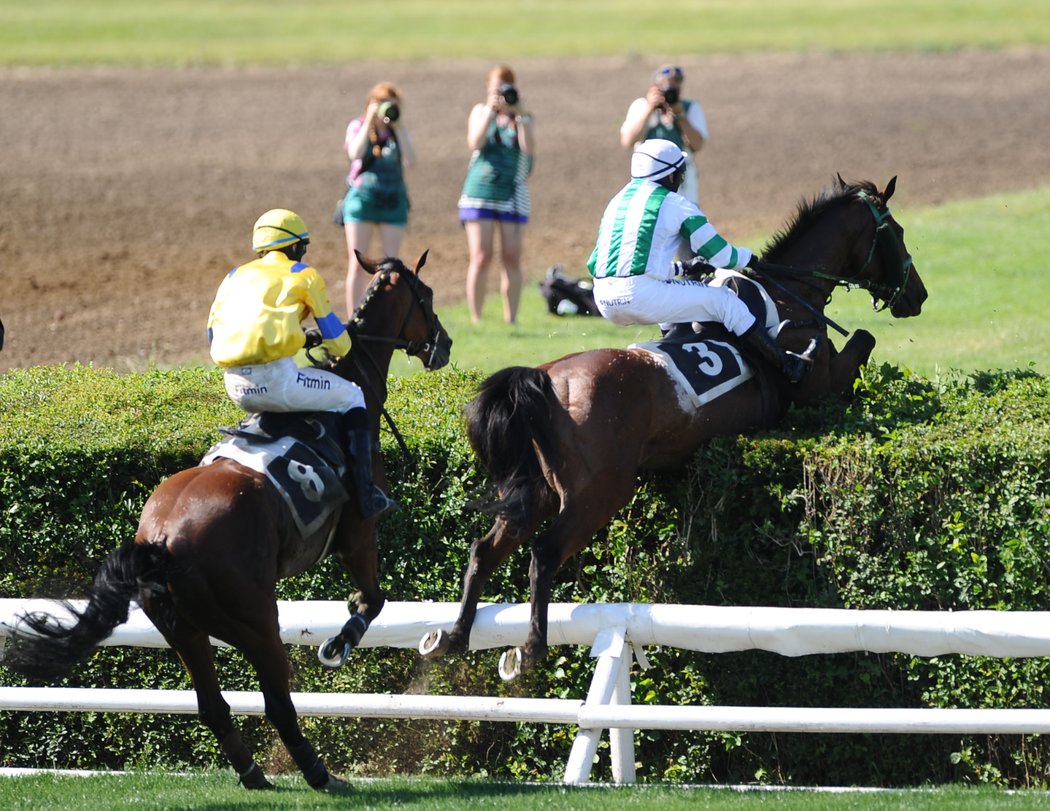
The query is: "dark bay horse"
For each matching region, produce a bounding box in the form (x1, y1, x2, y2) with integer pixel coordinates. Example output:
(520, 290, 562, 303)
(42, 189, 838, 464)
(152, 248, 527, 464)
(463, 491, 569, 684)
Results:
(420, 177, 927, 680)
(4, 253, 451, 790)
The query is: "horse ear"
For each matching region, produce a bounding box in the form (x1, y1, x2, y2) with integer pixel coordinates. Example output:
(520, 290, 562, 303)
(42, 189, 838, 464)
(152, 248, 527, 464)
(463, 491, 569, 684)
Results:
(835, 172, 846, 189)
(414, 249, 429, 275)
(354, 250, 380, 276)
(882, 176, 897, 203)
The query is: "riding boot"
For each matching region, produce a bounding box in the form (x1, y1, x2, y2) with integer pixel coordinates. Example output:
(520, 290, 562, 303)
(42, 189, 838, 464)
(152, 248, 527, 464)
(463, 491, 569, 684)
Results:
(342, 409, 397, 519)
(740, 323, 820, 384)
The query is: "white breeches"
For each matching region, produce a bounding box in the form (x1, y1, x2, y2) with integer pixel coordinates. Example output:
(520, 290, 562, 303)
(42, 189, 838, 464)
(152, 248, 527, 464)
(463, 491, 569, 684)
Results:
(593, 274, 757, 336)
(222, 356, 366, 414)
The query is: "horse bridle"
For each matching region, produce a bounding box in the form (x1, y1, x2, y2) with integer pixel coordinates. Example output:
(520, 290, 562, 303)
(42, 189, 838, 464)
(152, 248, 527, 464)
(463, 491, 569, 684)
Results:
(348, 266, 446, 368)
(342, 266, 446, 466)
(807, 190, 914, 312)
(851, 190, 914, 311)
(745, 189, 914, 335)
(755, 191, 919, 317)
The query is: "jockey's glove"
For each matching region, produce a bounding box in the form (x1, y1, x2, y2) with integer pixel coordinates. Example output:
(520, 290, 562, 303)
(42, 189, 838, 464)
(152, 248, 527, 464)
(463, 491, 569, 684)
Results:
(304, 328, 323, 348)
(674, 256, 716, 280)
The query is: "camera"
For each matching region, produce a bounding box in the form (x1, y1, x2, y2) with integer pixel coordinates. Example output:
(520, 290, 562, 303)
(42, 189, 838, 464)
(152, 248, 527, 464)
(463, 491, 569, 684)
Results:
(377, 100, 400, 123)
(498, 83, 519, 106)
(661, 86, 680, 106)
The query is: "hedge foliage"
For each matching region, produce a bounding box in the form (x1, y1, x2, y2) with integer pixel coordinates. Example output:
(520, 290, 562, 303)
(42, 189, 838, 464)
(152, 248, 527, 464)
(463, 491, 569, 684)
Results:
(2, 362, 1050, 787)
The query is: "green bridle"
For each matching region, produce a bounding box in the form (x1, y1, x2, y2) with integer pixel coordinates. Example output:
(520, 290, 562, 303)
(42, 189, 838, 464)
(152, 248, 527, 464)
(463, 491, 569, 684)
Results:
(808, 189, 914, 312)
(852, 190, 914, 312)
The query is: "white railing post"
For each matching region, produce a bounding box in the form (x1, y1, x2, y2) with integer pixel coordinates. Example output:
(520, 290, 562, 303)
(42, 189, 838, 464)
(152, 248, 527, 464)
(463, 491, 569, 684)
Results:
(608, 642, 636, 784)
(562, 625, 628, 784)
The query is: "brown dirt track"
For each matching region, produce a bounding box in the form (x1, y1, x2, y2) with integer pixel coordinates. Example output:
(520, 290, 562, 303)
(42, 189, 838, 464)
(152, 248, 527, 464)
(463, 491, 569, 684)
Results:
(2, 49, 1049, 372)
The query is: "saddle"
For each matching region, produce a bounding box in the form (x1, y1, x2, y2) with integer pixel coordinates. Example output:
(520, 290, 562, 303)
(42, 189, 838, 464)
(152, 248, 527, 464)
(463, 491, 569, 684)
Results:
(630, 270, 785, 409)
(201, 411, 350, 538)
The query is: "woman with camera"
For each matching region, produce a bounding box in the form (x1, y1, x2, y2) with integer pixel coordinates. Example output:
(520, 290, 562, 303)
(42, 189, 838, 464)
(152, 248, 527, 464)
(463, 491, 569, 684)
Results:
(620, 65, 708, 205)
(341, 81, 417, 314)
(458, 64, 535, 324)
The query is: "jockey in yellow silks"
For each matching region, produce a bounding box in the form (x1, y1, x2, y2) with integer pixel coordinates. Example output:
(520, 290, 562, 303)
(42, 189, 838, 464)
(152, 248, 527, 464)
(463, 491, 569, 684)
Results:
(208, 208, 395, 518)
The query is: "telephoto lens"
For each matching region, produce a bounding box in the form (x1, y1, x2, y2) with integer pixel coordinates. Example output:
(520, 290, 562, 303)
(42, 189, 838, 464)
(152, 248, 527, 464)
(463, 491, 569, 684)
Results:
(498, 83, 519, 106)
(377, 100, 400, 122)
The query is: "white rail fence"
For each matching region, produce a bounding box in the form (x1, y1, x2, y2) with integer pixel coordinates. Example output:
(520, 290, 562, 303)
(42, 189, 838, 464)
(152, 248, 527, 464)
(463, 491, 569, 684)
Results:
(4, 599, 1050, 784)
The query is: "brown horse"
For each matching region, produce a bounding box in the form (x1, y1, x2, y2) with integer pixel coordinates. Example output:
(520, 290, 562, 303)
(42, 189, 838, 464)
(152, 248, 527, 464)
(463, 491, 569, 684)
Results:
(420, 177, 927, 680)
(4, 253, 451, 790)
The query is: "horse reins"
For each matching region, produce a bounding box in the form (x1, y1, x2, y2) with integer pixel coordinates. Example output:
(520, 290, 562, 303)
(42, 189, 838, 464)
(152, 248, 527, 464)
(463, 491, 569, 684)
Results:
(745, 267, 851, 337)
(344, 267, 446, 467)
(747, 189, 913, 334)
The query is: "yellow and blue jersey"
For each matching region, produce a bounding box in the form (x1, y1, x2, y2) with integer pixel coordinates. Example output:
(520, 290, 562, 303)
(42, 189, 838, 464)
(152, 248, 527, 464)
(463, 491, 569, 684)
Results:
(207, 251, 350, 367)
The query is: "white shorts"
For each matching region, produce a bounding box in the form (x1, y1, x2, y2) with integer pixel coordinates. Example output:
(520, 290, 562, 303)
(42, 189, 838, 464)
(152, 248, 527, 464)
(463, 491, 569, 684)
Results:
(222, 356, 365, 414)
(592, 274, 756, 336)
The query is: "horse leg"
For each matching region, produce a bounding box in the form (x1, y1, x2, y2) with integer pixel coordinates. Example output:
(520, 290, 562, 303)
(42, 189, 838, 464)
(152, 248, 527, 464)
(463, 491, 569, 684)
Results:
(320, 520, 387, 667)
(793, 329, 877, 405)
(513, 484, 636, 678)
(827, 328, 877, 398)
(165, 629, 272, 789)
(422, 515, 535, 658)
(236, 614, 347, 791)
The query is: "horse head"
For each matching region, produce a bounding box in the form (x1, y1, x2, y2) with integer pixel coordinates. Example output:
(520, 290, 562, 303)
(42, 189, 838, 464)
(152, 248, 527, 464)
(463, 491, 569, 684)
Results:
(347, 250, 452, 372)
(839, 176, 928, 318)
(763, 176, 928, 322)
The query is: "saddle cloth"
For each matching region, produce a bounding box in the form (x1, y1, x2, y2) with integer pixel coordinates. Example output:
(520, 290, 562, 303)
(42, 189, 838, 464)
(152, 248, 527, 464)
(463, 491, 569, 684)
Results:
(630, 337, 754, 409)
(629, 269, 781, 409)
(201, 413, 349, 538)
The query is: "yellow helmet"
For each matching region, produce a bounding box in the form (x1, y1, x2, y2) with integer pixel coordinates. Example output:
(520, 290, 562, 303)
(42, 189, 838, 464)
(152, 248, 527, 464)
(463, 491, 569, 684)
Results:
(252, 208, 310, 253)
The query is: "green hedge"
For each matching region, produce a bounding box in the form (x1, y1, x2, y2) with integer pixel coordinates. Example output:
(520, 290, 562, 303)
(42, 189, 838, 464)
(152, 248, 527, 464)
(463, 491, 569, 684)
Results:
(2, 363, 1050, 787)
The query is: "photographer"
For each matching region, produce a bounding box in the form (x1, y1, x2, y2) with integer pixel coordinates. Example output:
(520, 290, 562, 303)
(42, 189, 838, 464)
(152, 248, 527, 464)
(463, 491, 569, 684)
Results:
(458, 64, 535, 324)
(620, 65, 708, 205)
(340, 81, 416, 313)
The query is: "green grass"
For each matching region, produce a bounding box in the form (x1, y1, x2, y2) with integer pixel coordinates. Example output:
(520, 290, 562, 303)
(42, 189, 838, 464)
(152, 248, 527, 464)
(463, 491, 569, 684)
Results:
(0, 772, 1047, 809)
(2, 0, 1049, 66)
(418, 185, 1050, 380)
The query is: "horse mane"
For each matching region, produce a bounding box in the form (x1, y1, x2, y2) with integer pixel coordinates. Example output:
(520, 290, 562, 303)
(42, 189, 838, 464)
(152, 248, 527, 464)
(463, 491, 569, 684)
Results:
(348, 258, 409, 326)
(763, 178, 881, 262)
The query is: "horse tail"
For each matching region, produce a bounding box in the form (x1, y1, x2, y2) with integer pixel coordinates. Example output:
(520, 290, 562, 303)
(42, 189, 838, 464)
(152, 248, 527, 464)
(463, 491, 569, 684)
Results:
(465, 366, 560, 525)
(4, 540, 168, 681)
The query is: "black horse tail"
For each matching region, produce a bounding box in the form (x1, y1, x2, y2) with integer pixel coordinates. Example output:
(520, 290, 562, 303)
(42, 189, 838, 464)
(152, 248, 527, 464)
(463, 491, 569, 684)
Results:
(465, 366, 560, 526)
(4, 540, 168, 681)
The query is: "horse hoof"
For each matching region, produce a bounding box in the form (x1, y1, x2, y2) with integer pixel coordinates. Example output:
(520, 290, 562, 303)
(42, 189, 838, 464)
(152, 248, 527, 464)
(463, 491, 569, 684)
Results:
(498, 647, 524, 682)
(240, 764, 273, 790)
(317, 636, 351, 668)
(418, 629, 450, 658)
(321, 773, 351, 792)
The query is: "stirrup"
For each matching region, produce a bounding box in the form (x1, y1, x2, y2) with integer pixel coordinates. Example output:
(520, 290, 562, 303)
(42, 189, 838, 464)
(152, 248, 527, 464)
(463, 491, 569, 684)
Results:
(359, 487, 398, 519)
(784, 335, 822, 384)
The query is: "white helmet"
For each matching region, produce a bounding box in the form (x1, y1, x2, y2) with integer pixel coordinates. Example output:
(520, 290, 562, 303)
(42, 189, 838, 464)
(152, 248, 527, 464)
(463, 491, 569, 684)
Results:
(631, 139, 686, 182)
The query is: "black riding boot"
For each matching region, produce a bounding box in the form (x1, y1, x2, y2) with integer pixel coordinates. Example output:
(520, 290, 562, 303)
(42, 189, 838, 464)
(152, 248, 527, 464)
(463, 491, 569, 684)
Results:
(740, 323, 820, 384)
(342, 409, 397, 519)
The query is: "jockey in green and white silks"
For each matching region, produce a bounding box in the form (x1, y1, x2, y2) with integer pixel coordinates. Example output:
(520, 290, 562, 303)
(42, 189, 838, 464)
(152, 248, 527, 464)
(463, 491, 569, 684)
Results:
(587, 139, 755, 334)
(587, 139, 819, 384)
